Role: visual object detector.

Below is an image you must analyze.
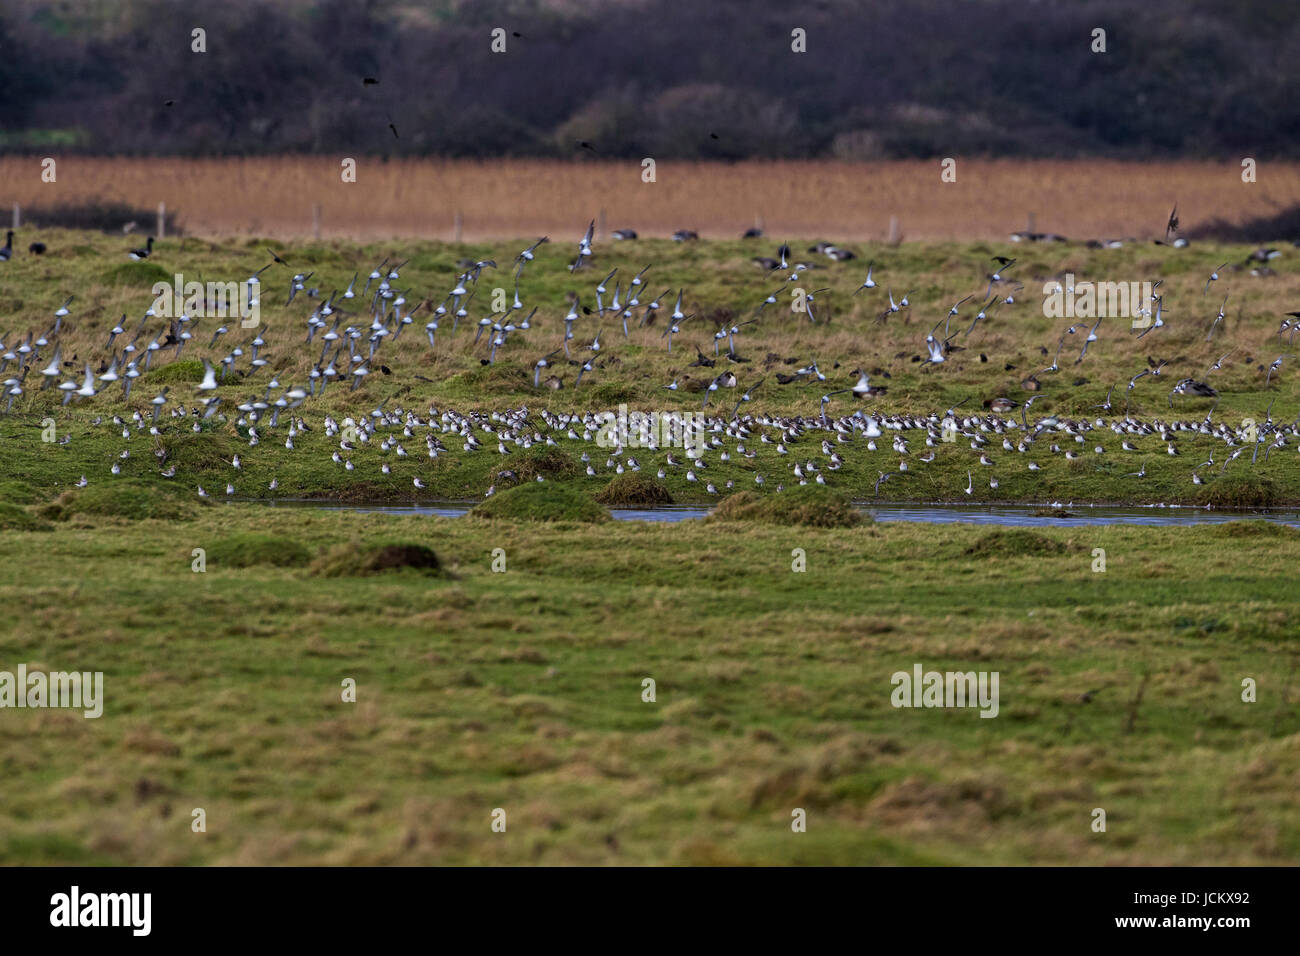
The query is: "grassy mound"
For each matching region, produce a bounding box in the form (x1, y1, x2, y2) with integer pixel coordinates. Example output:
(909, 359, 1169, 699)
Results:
(963, 529, 1067, 557)
(164, 428, 237, 473)
(1197, 475, 1278, 509)
(205, 533, 312, 568)
(471, 482, 609, 523)
(595, 473, 674, 506)
(452, 363, 532, 394)
(41, 481, 197, 521)
(586, 382, 636, 404)
(1213, 520, 1296, 538)
(0, 502, 53, 532)
(710, 487, 863, 528)
(144, 359, 206, 386)
(0, 480, 42, 505)
(100, 261, 172, 287)
(311, 541, 446, 577)
(496, 446, 579, 482)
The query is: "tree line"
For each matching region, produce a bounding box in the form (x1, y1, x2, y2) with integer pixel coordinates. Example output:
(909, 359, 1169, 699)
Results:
(1, 0, 1296, 160)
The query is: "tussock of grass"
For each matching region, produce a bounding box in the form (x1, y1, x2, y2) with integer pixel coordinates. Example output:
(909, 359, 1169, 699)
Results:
(497, 446, 578, 482)
(165, 429, 236, 473)
(710, 487, 863, 527)
(586, 382, 636, 404)
(311, 541, 446, 576)
(100, 261, 171, 286)
(41, 481, 196, 521)
(0, 502, 52, 532)
(453, 364, 532, 393)
(205, 533, 312, 568)
(144, 359, 205, 385)
(594, 473, 674, 506)
(1213, 520, 1297, 538)
(963, 529, 1067, 556)
(1197, 475, 1278, 509)
(471, 482, 609, 522)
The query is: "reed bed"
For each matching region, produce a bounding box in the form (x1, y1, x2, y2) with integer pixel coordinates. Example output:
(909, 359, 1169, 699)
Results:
(3, 157, 1300, 241)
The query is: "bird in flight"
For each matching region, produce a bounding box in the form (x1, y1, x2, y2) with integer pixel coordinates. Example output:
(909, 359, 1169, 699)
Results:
(1204, 262, 1228, 295)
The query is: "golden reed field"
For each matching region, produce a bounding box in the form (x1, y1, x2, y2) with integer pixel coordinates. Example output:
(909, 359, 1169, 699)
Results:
(4, 156, 1300, 240)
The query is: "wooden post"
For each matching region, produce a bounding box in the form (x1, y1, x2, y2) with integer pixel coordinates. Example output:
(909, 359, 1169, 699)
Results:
(598, 207, 607, 242)
(312, 203, 322, 239)
(755, 213, 764, 233)
(1027, 212, 1036, 233)
(453, 210, 463, 242)
(157, 202, 166, 239)
(11, 204, 18, 229)
(888, 215, 900, 244)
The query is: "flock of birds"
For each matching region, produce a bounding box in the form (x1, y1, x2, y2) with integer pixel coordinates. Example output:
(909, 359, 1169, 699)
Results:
(1, 216, 1297, 501)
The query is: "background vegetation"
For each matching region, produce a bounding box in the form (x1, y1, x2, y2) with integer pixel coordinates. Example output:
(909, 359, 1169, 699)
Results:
(2, 0, 1298, 160)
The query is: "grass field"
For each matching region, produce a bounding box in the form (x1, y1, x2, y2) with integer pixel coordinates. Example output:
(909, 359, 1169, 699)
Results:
(0, 503, 1297, 865)
(0, 227, 1298, 866)
(0, 230, 1298, 505)
(4, 157, 1300, 240)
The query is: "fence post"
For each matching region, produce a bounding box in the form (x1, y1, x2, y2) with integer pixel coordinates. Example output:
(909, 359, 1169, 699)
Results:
(598, 207, 607, 242)
(888, 215, 900, 243)
(453, 210, 463, 242)
(312, 203, 321, 239)
(11, 204, 18, 229)
(157, 202, 166, 239)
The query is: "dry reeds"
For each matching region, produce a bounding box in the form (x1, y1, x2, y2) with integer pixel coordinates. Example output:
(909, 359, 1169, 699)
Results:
(3, 157, 1299, 240)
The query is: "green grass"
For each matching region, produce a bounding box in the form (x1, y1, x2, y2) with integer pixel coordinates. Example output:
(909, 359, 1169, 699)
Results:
(1, 233, 1298, 865)
(42, 480, 198, 521)
(471, 481, 610, 523)
(0, 503, 1296, 864)
(593, 473, 674, 506)
(204, 533, 313, 568)
(710, 486, 864, 527)
(309, 540, 447, 577)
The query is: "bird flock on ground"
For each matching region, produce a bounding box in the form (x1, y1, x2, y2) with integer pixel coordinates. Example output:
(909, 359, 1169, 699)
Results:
(1, 216, 1297, 500)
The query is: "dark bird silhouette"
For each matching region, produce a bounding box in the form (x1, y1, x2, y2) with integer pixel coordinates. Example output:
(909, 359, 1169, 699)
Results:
(689, 347, 715, 368)
(363, 77, 379, 86)
(1165, 203, 1179, 238)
